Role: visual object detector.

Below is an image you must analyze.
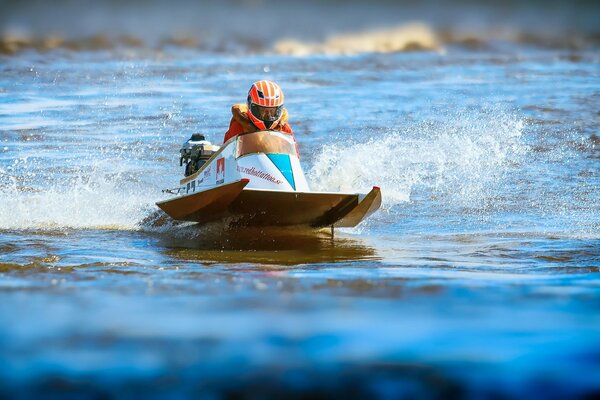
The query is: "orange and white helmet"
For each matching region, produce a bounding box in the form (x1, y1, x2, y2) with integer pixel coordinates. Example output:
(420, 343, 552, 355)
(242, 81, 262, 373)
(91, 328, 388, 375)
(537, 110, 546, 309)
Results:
(247, 80, 285, 130)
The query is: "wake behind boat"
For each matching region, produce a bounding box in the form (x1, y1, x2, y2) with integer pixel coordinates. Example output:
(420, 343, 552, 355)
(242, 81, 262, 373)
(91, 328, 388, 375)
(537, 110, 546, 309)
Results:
(157, 130, 381, 229)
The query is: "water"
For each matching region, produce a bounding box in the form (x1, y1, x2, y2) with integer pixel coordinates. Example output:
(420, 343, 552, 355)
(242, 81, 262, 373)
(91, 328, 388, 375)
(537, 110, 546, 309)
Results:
(1, 1, 600, 398)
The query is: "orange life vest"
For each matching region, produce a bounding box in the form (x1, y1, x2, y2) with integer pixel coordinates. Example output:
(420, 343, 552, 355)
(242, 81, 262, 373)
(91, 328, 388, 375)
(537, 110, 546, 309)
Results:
(223, 104, 293, 143)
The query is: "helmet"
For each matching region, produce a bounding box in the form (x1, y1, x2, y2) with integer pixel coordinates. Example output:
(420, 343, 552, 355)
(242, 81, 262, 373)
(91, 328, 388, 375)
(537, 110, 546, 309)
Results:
(247, 80, 285, 130)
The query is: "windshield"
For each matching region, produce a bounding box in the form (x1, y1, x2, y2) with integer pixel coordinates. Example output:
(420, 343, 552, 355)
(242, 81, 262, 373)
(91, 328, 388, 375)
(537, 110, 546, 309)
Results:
(235, 131, 296, 158)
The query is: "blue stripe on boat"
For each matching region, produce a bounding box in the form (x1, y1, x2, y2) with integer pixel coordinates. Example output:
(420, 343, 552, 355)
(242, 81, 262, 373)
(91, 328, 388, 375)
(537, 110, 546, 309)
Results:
(266, 153, 295, 190)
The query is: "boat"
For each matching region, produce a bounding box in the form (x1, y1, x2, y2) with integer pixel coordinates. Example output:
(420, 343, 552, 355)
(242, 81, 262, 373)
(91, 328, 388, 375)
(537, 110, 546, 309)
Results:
(156, 130, 381, 229)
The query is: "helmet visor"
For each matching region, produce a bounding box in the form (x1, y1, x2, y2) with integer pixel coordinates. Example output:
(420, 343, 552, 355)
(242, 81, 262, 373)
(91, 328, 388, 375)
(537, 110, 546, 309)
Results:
(250, 103, 283, 123)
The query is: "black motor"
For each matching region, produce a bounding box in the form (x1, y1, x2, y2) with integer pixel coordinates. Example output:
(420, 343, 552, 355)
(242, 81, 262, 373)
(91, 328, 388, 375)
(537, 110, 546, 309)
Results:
(179, 134, 218, 177)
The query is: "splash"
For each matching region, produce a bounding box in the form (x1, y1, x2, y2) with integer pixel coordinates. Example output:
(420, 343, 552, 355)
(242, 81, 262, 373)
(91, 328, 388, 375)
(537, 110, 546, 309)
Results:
(0, 156, 160, 231)
(274, 23, 441, 56)
(307, 108, 526, 208)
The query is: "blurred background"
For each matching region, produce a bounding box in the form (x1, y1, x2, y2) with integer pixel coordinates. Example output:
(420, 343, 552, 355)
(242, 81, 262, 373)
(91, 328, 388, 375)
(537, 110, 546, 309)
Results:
(1, 0, 599, 56)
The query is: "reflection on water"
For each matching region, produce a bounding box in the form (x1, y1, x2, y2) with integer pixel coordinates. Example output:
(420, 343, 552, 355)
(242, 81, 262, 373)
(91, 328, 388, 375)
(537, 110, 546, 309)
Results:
(158, 225, 379, 265)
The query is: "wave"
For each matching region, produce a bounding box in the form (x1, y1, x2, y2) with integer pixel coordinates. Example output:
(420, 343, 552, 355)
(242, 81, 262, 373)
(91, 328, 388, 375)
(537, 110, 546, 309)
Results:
(273, 23, 441, 56)
(3, 30, 597, 57)
(0, 34, 142, 55)
(2, 8, 599, 57)
(0, 159, 157, 231)
(307, 107, 526, 207)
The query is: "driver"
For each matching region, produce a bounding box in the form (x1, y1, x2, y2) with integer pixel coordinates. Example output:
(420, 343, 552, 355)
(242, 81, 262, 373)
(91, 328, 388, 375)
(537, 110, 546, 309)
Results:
(223, 80, 294, 143)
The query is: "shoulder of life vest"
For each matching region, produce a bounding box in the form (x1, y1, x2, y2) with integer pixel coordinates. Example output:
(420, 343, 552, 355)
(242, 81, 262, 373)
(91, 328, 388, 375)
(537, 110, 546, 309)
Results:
(231, 104, 253, 132)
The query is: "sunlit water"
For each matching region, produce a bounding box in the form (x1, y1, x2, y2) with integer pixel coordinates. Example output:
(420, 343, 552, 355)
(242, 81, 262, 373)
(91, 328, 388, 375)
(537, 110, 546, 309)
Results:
(1, 43, 599, 398)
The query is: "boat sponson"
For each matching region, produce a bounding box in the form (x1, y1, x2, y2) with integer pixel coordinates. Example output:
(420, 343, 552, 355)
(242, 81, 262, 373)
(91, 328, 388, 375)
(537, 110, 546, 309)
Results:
(334, 186, 382, 227)
(156, 179, 250, 222)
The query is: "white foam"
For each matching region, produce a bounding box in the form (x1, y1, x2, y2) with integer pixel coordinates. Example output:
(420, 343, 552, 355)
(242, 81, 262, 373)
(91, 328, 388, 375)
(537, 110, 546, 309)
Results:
(0, 157, 160, 231)
(308, 108, 526, 208)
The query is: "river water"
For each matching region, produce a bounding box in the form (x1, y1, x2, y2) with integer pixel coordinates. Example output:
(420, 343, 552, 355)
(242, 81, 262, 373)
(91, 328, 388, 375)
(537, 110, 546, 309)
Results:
(1, 1, 599, 398)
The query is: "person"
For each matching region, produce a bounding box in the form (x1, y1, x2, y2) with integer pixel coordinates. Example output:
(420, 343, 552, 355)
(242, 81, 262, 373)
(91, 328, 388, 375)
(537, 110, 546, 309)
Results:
(223, 80, 294, 143)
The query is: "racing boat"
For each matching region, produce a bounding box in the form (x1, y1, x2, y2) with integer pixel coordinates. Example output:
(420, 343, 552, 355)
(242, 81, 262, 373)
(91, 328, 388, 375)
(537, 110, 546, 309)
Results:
(156, 130, 381, 229)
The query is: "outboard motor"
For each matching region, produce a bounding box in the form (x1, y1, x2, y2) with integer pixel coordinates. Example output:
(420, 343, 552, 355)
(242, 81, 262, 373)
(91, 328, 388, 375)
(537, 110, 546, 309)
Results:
(180, 133, 219, 176)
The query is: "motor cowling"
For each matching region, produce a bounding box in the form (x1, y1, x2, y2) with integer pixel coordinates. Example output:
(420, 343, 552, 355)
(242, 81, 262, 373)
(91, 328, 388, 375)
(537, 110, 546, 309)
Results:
(180, 133, 219, 176)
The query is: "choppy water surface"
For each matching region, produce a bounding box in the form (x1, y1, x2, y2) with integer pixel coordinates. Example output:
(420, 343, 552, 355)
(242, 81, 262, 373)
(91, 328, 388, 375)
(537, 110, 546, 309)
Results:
(1, 7, 600, 398)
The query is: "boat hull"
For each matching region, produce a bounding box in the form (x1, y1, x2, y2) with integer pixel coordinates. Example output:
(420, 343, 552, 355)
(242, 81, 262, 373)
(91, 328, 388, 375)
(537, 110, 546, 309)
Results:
(156, 180, 381, 228)
(156, 179, 250, 224)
